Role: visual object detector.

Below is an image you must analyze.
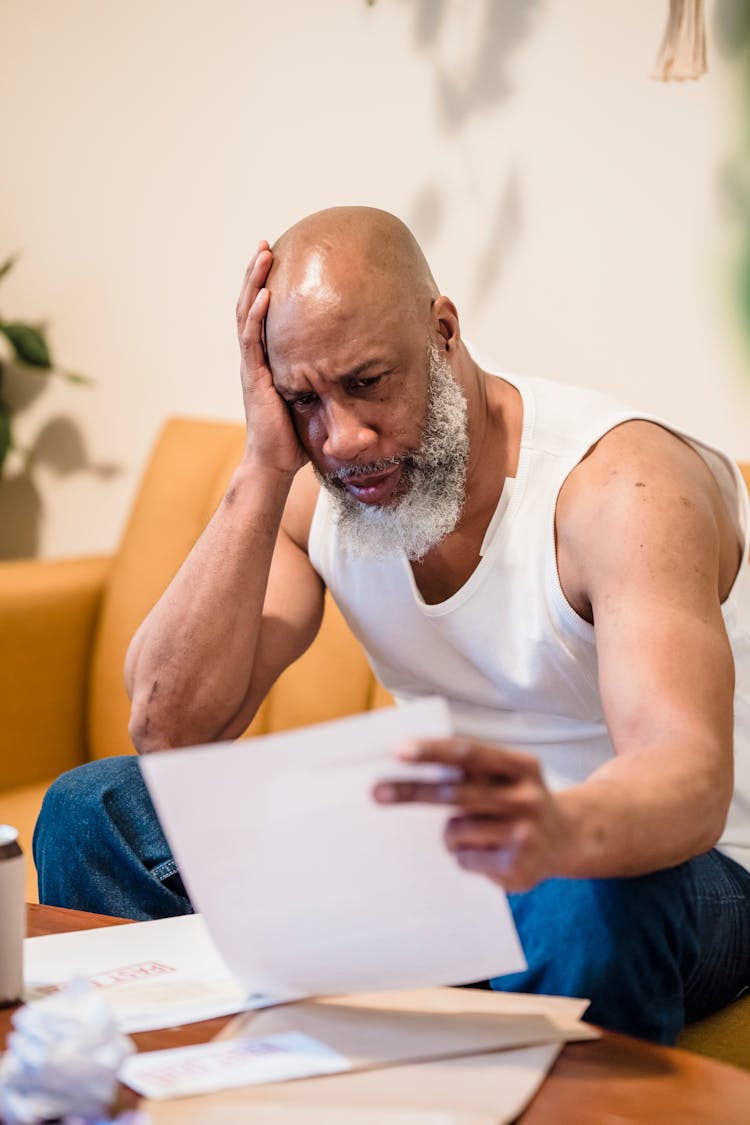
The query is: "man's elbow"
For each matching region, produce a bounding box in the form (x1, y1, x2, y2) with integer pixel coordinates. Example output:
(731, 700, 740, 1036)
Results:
(128, 703, 168, 755)
(128, 686, 183, 754)
(698, 817, 727, 855)
(696, 772, 733, 853)
(128, 690, 252, 754)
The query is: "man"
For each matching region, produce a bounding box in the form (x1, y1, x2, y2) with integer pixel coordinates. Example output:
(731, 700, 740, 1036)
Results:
(34, 206, 750, 1043)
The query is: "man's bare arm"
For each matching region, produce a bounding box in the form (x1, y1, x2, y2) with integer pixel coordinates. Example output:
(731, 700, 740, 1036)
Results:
(125, 469, 323, 753)
(375, 422, 740, 889)
(552, 421, 737, 876)
(125, 243, 323, 753)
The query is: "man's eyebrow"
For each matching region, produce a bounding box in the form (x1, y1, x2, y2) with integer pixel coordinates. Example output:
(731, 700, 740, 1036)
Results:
(340, 359, 391, 380)
(277, 358, 393, 397)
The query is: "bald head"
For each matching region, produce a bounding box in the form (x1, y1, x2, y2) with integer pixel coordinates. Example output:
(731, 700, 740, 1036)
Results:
(266, 207, 439, 340)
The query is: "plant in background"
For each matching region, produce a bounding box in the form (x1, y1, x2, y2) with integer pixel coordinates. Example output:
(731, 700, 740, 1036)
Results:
(0, 253, 88, 475)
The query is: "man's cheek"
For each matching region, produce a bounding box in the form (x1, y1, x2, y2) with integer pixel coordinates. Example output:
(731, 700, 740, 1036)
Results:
(292, 413, 320, 459)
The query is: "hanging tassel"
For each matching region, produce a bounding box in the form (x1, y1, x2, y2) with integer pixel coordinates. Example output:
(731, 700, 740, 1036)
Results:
(651, 0, 707, 81)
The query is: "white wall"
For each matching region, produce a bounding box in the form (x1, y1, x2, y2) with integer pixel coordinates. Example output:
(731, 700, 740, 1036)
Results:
(2, 0, 749, 557)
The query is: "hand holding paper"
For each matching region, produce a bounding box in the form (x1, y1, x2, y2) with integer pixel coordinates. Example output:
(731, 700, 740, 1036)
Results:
(374, 735, 570, 892)
(140, 697, 526, 998)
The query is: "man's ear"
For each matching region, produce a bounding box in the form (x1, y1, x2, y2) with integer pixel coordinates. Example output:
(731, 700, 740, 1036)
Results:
(431, 296, 460, 353)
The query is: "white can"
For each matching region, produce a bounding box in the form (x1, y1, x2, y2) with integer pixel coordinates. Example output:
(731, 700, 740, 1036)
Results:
(0, 825, 24, 1006)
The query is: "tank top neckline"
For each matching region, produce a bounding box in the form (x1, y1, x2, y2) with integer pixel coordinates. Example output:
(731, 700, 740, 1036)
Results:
(400, 371, 535, 617)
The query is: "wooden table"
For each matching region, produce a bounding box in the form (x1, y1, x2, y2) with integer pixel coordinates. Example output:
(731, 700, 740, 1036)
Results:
(5, 904, 750, 1123)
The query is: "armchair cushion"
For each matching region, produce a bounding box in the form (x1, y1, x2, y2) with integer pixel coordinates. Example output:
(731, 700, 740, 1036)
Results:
(677, 994, 750, 1068)
(0, 555, 110, 789)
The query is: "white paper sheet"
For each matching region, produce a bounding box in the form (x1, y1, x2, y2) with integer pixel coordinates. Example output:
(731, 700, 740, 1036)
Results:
(140, 697, 526, 998)
(121, 1031, 351, 1099)
(23, 914, 282, 1033)
(141, 1044, 565, 1125)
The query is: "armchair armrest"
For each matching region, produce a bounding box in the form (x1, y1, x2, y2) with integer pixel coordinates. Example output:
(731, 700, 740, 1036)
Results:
(0, 555, 112, 790)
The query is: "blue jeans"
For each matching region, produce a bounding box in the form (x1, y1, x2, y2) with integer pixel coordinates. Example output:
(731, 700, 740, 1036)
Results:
(34, 755, 750, 1044)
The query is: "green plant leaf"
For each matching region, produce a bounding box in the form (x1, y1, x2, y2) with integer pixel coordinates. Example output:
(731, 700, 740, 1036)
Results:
(61, 369, 93, 386)
(0, 323, 52, 368)
(0, 396, 11, 474)
(0, 254, 19, 284)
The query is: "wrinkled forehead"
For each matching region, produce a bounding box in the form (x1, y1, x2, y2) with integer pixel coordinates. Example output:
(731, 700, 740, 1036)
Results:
(268, 243, 370, 315)
(266, 250, 429, 365)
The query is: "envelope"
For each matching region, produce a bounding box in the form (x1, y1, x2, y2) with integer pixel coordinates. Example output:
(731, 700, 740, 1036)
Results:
(141, 1044, 568, 1125)
(141, 988, 596, 1123)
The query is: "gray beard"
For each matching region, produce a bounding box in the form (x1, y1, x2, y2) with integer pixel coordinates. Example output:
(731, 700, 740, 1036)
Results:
(316, 346, 469, 561)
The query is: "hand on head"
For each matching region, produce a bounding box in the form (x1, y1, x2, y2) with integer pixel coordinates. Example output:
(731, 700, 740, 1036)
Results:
(236, 241, 308, 475)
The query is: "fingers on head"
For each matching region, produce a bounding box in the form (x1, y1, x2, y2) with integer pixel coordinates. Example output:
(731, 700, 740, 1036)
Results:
(236, 245, 272, 324)
(239, 288, 270, 354)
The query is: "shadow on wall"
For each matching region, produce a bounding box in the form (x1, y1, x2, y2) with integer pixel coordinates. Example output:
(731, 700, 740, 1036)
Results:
(401, 0, 542, 130)
(713, 0, 750, 366)
(0, 364, 119, 559)
(401, 0, 539, 305)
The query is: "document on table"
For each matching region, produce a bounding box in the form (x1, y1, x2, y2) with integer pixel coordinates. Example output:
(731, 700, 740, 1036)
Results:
(140, 696, 526, 999)
(124, 987, 594, 1101)
(141, 1046, 564, 1125)
(23, 914, 279, 1033)
(138, 989, 595, 1124)
(121, 1031, 353, 1099)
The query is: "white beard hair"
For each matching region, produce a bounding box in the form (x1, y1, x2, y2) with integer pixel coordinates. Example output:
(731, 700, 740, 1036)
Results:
(318, 345, 470, 561)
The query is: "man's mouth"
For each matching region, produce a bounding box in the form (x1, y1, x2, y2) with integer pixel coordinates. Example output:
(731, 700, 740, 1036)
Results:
(332, 462, 404, 506)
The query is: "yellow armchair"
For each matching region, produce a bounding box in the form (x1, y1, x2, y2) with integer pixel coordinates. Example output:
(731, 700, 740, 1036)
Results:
(0, 556, 112, 872)
(0, 555, 111, 790)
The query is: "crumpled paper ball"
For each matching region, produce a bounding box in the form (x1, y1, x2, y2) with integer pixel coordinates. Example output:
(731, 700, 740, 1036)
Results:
(0, 976, 136, 1124)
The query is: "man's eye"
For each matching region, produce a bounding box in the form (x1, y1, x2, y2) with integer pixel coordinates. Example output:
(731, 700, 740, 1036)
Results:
(290, 394, 318, 410)
(350, 376, 382, 391)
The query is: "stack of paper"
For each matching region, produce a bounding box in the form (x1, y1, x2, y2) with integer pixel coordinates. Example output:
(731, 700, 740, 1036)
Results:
(131, 987, 595, 1123)
(23, 698, 596, 1121)
(23, 914, 274, 1033)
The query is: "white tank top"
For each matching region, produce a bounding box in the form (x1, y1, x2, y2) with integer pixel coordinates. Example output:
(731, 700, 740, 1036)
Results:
(308, 372, 750, 873)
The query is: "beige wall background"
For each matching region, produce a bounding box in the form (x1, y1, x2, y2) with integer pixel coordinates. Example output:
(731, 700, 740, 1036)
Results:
(1, 0, 749, 558)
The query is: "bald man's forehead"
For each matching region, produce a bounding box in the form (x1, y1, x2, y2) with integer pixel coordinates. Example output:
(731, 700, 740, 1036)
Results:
(271, 248, 339, 302)
(267, 260, 433, 352)
(264, 279, 433, 393)
(269, 243, 371, 300)
(266, 280, 420, 355)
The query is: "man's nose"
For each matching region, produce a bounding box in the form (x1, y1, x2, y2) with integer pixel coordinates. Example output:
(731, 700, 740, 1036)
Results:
(321, 402, 377, 462)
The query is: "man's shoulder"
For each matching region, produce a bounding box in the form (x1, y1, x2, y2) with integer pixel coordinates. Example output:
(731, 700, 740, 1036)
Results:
(554, 420, 732, 619)
(581, 418, 712, 481)
(560, 419, 716, 519)
(556, 420, 732, 590)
